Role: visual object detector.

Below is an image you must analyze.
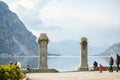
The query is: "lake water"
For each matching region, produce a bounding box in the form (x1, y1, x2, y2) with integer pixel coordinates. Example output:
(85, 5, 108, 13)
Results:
(0, 56, 109, 72)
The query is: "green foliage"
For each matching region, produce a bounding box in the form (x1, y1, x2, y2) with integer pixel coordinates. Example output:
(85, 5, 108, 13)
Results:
(0, 64, 22, 80)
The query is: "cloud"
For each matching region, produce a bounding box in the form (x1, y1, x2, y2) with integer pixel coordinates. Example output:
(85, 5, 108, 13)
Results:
(40, 0, 120, 27)
(3, 0, 50, 30)
(2, 0, 120, 48)
(39, 0, 120, 47)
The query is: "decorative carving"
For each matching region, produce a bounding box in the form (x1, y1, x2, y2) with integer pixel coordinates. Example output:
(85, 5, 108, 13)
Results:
(82, 41, 86, 50)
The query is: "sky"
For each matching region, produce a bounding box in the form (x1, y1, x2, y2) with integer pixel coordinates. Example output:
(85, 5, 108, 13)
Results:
(2, 0, 120, 49)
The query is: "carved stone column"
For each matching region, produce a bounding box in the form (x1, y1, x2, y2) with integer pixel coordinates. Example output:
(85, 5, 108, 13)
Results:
(38, 33, 49, 70)
(76, 37, 88, 71)
(80, 37, 88, 70)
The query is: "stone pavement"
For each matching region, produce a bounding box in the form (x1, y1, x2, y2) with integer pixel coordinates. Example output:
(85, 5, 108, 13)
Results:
(27, 71, 120, 80)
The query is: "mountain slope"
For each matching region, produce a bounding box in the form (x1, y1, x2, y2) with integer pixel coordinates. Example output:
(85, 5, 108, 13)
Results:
(0, 1, 38, 56)
(1, 1, 119, 58)
(100, 42, 120, 56)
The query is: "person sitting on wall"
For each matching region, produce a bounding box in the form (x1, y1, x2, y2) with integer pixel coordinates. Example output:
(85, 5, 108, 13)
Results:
(9, 61, 12, 65)
(14, 62, 17, 65)
(26, 64, 30, 73)
(93, 61, 98, 71)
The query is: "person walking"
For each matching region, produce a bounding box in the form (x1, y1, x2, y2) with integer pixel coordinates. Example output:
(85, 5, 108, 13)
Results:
(99, 64, 103, 73)
(109, 56, 114, 72)
(116, 54, 120, 72)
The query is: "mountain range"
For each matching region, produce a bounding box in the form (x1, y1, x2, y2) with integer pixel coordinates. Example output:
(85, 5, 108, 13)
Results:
(0, 1, 38, 56)
(100, 42, 120, 56)
(0, 1, 120, 58)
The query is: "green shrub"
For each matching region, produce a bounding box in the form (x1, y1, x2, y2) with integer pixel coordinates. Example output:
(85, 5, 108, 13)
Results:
(0, 64, 22, 80)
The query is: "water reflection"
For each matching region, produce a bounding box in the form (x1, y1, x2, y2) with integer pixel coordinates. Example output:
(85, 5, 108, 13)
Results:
(0, 56, 108, 71)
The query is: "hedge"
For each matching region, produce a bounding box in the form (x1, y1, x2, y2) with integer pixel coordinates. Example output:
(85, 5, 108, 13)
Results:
(0, 64, 23, 80)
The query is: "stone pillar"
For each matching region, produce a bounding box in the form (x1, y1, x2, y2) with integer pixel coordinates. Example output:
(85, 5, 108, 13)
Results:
(80, 37, 88, 70)
(38, 33, 49, 70)
(76, 37, 88, 71)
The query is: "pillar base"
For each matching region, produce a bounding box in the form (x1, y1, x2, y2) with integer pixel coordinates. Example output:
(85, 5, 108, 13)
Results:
(76, 66, 89, 71)
(39, 66, 48, 70)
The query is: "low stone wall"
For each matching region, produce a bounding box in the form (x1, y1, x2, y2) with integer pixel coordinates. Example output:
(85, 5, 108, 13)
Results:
(89, 66, 118, 71)
(22, 68, 59, 73)
(22, 66, 118, 73)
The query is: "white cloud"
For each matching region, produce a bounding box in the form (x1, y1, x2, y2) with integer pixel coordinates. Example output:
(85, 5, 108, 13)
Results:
(2, 0, 120, 48)
(39, 0, 120, 47)
(3, 0, 49, 30)
(40, 0, 120, 28)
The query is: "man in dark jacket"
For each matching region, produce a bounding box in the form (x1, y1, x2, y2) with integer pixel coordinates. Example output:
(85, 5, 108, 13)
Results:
(109, 56, 114, 72)
(116, 54, 120, 72)
(93, 61, 98, 71)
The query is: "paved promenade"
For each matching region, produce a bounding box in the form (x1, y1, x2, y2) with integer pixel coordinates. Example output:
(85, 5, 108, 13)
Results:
(27, 71, 120, 80)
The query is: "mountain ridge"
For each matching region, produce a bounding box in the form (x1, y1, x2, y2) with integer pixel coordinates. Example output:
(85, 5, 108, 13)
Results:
(0, 1, 120, 58)
(100, 42, 120, 56)
(0, 1, 38, 56)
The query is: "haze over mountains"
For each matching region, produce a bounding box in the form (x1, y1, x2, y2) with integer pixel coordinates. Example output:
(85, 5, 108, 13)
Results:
(0, 1, 120, 57)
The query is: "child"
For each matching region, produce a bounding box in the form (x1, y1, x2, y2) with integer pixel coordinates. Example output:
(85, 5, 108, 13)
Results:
(99, 64, 103, 73)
